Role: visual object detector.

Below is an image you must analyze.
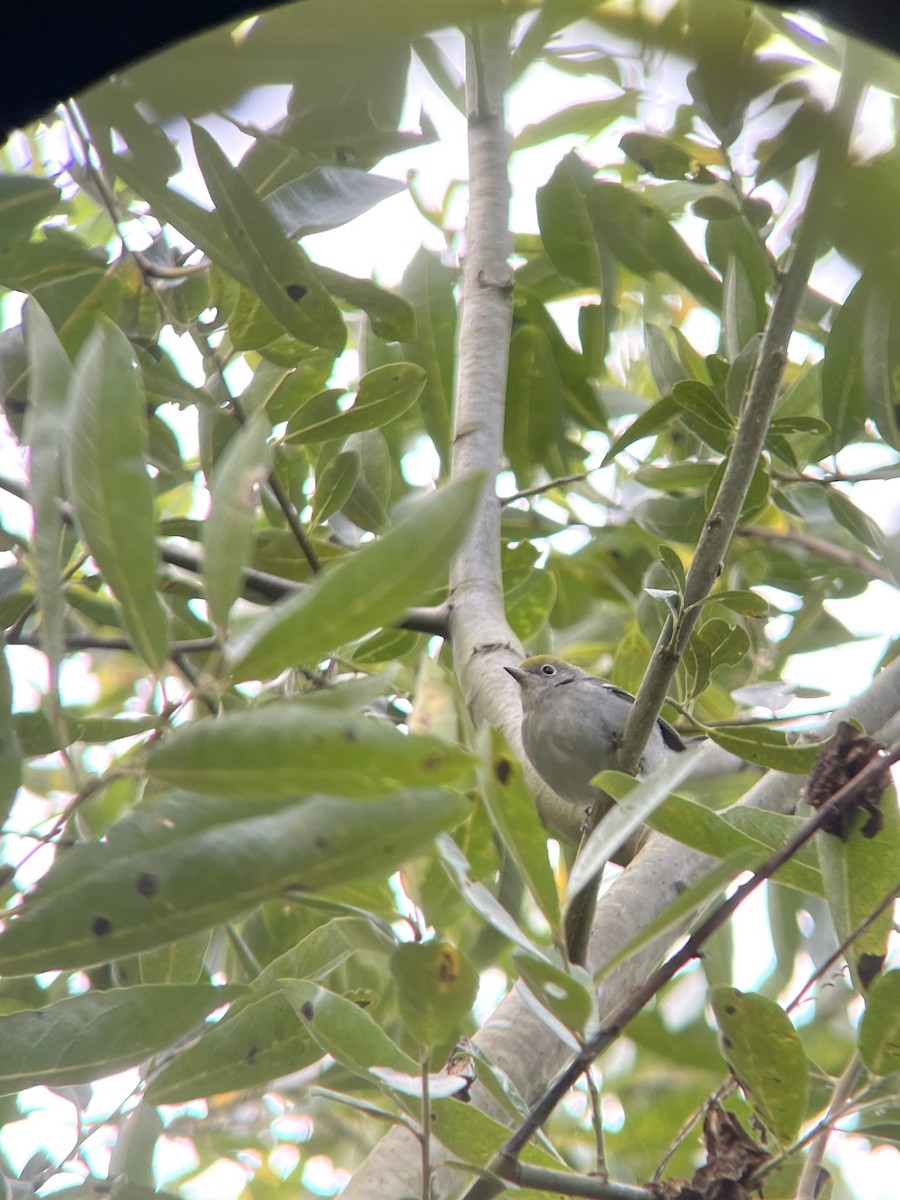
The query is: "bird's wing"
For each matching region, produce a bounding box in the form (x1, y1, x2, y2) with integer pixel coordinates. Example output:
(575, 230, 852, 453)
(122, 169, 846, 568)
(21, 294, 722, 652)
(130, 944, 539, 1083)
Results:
(598, 682, 687, 753)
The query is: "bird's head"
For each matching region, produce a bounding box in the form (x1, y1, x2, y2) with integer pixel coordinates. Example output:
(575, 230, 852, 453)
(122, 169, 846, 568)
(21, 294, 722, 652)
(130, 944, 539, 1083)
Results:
(504, 655, 586, 710)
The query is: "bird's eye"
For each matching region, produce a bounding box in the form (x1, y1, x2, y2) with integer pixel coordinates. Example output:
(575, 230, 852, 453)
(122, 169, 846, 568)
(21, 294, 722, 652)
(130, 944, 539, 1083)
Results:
(540, 663, 556, 676)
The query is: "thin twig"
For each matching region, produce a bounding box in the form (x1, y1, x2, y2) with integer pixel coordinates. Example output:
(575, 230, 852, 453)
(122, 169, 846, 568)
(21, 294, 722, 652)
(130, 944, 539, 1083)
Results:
(132, 253, 207, 280)
(584, 1068, 607, 1180)
(751, 1059, 874, 1189)
(772, 464, 900, 486)
(617, 44, 870, 774)
(787, 883, 900, 1014)
(652, 1079, 735, 1184)
(739, 525, 895, 587)
(0, 474, 450, 640)
(11, 769, 126, 876)
(224, 922, 264, 979)
(191, 328, 323, 575)
(499, 1160, 651, 1199)
(462, 740, 900, 1199)
(7, 632, 219, 655)
(795, 1054, 863, 1200)
(501, 471, 595, 504)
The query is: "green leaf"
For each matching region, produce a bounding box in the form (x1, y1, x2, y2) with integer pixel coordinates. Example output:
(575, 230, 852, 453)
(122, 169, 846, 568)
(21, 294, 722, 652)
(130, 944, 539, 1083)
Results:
(620, 132, 694, 180)
(191, 124, 346, 353)
(635, 463, 717, 491)
(707, 726, 822, 773)
(597, 850, 758, 984)
(756, 101, 825, 186)
(390, 941, 478, 1047)
(396, 247, 456, 469)
(671, 379, 735, 442)
(859, 971, 900, 1075)
(479, 730, 561, 928)
(0, 643, 20, 827)
(148, 917, 379, 1102)
(689, 589, 769, 619)
(253, 915, 394, 992)
(705, 214, 771, 334)
(340, 428, 392, 532)
(285, 363, 426, 443)
(536, 151, 604, 289)
(815, 780, 900, 993)
(658, 545, 686, 593)
(80, 79, 181, 179)
(634, 494, 707, 543)
(226, 473, 484, 682)
(587, 180, 722, 310)
(148, 990, 318, 1103)
(311, 449, 360, 528)
(0, 790, 469, 976)
(0, 232, 105, 293)
(315, 265, 416, 342)
(711, 986, 809, 1145)
(505, 567, 556, 642)
(646, 323, 690, 396)
(135, 930, 212, 986)
(65, 318, 169, 672)
(23, 302, 71, 695)
(570, 751, 710, 900)
(822, 274, 870, 452)
(0, 984, 245, 1096)
(826, 490, 886, 556)
(517, 95, 636, 150)
(203, 413, 272, 635)
(281, 979, 419, 1081)
(266, 167, 405, 238)
(578, 301, 606, 374)
(601, 395, 680, 466)
(504, 324, 565, 486)
(648, 795, 821, 895)
(722, 254, 760, 359)
(12, 711, 159, 755)
(436, 835, 551, 961)
(264, 353, 336, 423)
(511, 952, 595, 1037)
(694, 617, 750, 676)
(144, 703, 474, 797)
(114, 152, 245, 280)
(861, 274, 900, 451)
(767, 415, 830, 437)
(724, 810, 822, 892)
(613, 624, 653, 695)
(0, 175, 60, 247)
(228, 284, 285, 351)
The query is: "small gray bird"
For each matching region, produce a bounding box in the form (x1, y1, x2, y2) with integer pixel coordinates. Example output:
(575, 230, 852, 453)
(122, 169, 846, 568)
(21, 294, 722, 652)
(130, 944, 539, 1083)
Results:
(504, 654, 686, 806)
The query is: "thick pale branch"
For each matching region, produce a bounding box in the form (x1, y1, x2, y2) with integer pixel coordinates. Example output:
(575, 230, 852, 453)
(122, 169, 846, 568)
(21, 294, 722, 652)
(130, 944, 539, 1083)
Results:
(442, 18, 583, 837)
(447, 18, 515, 679)
(343, 652, 900, 1200)
(459, 658, 900, 1199)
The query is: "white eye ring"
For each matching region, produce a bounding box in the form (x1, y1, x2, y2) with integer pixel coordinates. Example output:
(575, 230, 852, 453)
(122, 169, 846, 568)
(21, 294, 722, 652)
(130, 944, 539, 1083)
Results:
(540, 663, 556, 676)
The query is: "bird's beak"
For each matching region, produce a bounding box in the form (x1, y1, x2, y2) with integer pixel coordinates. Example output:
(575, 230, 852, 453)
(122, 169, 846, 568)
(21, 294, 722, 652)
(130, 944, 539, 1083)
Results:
(504, 665, 527, 685)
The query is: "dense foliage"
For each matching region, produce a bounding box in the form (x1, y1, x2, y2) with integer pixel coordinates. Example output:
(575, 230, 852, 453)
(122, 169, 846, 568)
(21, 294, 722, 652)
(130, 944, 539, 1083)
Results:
(0, 2, 897, 1198)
